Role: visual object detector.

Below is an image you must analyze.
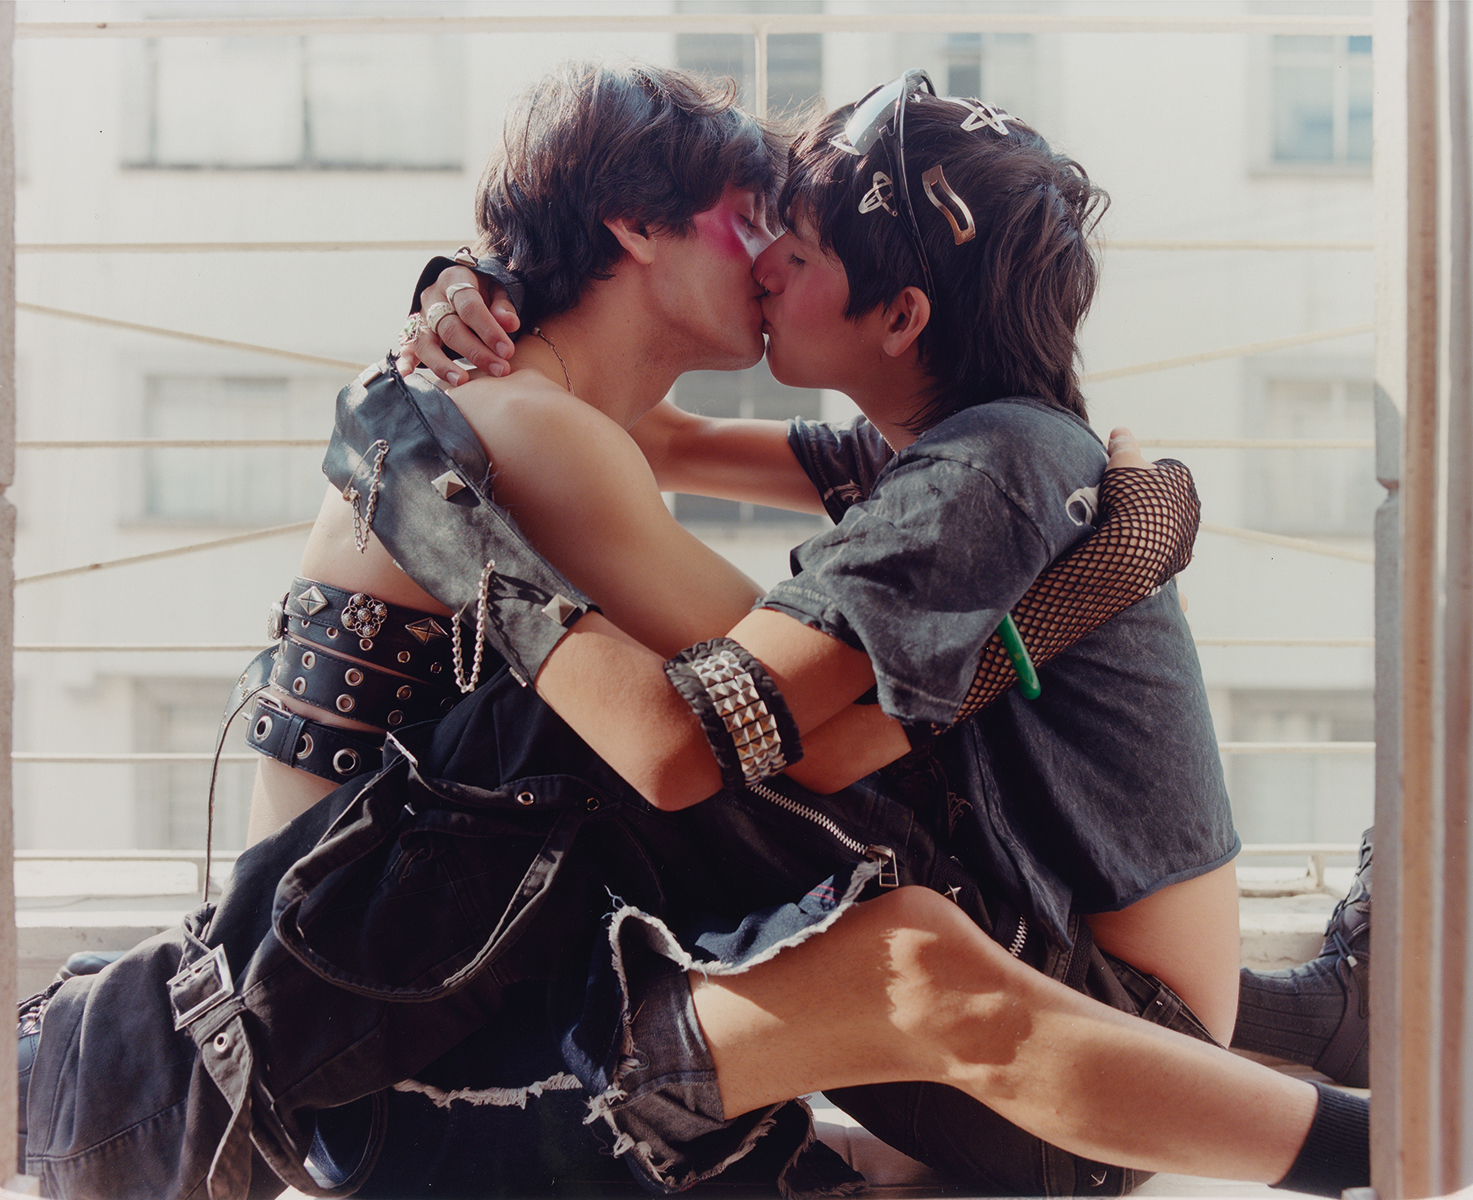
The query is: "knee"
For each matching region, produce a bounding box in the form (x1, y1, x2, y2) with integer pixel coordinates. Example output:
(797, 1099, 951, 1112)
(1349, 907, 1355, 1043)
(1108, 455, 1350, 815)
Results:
(877, 884, 962, 928)
(863, 888, 1038, 1069)
(863, 886, 1019, 1000)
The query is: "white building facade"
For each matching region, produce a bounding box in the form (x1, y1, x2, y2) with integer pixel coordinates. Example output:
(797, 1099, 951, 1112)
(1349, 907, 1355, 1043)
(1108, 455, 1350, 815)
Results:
(11, 0, 1375, 854)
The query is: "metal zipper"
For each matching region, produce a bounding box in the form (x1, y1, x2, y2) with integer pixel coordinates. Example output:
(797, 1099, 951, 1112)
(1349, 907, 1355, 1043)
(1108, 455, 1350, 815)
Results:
(746, 780, 898, 887)
(1007, 914, 1029, 958)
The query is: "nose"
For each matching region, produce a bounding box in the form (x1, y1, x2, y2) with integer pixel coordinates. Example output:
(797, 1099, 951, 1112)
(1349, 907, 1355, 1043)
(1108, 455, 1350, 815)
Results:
(752, 240, 784, 294)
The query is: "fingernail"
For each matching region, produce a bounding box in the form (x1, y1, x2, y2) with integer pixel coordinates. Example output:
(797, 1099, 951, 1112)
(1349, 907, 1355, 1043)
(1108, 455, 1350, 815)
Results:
(446, 371, 464, 386)
(490, 363, 506, 378)
(496, 343, 513, 358)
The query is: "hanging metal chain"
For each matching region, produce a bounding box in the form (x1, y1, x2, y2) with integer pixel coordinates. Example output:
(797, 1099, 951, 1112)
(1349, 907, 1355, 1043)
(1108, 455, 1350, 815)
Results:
(452, 558, 494, 693)
(343, 439, 390, 552)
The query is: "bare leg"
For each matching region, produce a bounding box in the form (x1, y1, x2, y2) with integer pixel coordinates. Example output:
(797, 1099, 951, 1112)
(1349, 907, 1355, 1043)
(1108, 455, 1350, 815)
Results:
(691, 886, 1317, 1184)
(1086, 860, 1242, 1045)
(245, 759, 335, 847)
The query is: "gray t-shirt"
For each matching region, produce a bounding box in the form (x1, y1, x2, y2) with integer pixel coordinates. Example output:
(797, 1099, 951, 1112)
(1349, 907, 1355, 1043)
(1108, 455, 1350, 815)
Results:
(764, 398, 1237, 937)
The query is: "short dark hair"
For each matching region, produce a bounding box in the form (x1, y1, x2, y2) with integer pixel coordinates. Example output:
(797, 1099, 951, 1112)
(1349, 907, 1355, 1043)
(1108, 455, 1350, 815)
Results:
(475, 61, 787, 324)
(780, 94, 1108, 430)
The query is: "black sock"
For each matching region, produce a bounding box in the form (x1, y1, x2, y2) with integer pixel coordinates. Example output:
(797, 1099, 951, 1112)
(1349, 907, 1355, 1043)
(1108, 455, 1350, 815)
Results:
(1272, 1082, 1370, 1196)
(1233, 961, 1347, 1063)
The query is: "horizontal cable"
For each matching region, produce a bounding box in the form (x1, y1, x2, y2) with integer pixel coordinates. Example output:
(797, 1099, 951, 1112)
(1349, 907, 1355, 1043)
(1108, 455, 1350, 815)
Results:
(17, 437, 1377, 452)
(7, 528, 1372, 591)
(10, 636, 1372, 654)
(19, 438, 327, 449)
(16, 848, 237, 862)
(16, 520, 315, 585)
(18, 302, 362, 371)
(1106, 239, 1373, 252)
(15, 644, 267, 653)
(21, 304, 1372, 395)
(1138, 438, 1374, 450)
(12, 744, 1371, 765)
(19, 240, 452, 255)
(15, 437, 1376, 452)
(1192, 637, 1373, 648)
(16, 238, 1376, 256)
(1239, 842, 1360, 856)
(1218, 742, 1374, 755)
(15, 13, 1374, 40)
(1200, 522, 1375, 564)
(13, 752, 256, 764)
(1081, 323, 1374, 384)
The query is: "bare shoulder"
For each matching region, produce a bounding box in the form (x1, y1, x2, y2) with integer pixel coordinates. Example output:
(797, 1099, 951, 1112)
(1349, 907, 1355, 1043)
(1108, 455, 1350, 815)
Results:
(448, 372, 659, 512)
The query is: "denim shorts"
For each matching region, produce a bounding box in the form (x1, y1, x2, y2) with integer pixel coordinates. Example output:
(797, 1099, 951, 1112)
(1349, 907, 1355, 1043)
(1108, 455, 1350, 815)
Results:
(568, 870, 882, 1197)
(336, 871, 1215, 1200)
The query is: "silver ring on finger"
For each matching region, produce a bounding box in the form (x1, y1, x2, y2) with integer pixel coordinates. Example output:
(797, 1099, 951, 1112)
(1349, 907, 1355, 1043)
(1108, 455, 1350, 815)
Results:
(425, 302, 456, 335)
(397, 312, 429, 350)
(445, 282, 481, 306)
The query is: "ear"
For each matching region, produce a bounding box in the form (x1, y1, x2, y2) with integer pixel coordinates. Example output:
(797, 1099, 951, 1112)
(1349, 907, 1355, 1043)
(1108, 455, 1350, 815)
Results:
(604, 215, 657, 266)
(879, 286, 931, 358)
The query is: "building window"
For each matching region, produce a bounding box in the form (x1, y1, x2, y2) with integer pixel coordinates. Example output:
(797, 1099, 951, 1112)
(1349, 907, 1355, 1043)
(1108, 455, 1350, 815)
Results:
(943, 31, 1037, 117)
(673, 6, 826, 529)
(140, 375, 328, 526)
(1225, 689, 1373, 846)
(1243, 376, 1378, 538)
(674, 0, 823, 116)
(134, 677, 254, 851)
(1270, 35, 1372, 167)
(122, 35, 463, 169)
(669, 367, 824, 527)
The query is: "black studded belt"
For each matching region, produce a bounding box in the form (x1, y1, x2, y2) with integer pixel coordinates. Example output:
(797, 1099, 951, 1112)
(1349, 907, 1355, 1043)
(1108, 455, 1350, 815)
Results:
(244, 695, 385, 783)
(272, 576, 463, 681)
(272, 636, 461, 728)
(238, 576, 485, 783)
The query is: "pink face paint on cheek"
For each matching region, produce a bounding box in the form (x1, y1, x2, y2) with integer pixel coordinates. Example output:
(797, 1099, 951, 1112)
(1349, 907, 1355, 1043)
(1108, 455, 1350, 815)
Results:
(694, 209, 754, 261)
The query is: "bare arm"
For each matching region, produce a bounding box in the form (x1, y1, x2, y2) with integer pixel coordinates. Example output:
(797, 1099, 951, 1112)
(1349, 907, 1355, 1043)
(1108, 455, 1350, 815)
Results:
(530, 427, 1196, 807)
(629, 400, 826, 515)
(536, 606, 878, 808)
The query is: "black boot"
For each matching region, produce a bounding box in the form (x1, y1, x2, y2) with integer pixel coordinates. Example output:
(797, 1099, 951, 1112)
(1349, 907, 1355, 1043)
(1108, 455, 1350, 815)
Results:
(1232, 827, 1371, 1088)
(57, 950, 124, 981)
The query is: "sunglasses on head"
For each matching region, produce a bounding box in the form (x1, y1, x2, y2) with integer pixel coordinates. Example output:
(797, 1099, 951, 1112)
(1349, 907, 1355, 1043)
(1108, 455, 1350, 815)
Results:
(831, 69, 1021, 302)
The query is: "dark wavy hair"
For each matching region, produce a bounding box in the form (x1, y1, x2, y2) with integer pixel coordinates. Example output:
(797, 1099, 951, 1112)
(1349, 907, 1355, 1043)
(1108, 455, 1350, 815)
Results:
(779, 94, 1108, 431)
(475, 61, 787, 326)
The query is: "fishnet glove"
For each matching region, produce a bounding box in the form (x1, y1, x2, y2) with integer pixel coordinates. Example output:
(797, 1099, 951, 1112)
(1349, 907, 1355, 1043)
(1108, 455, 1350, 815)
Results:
(937, 459, 1199, 731)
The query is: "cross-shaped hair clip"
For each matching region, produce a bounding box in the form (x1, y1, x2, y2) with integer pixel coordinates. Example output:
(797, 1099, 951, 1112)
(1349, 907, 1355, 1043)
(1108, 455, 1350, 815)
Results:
(959, 100, 1020, 137)
(858, 170, 898, 217)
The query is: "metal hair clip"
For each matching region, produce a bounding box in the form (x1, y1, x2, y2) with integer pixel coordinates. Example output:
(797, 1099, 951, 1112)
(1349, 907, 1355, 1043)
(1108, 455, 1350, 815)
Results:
(921, 165, 976, 245)
(959, 100, 1020, 137)
(858, 170, 898, 217)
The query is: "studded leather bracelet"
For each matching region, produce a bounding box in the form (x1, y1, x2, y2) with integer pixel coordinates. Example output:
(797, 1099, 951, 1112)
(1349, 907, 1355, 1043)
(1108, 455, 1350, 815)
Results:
(664, 638, 802, 791)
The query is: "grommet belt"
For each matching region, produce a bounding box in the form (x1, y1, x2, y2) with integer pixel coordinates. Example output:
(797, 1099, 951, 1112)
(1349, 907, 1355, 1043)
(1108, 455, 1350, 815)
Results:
(272, 636, 461, 729)
(245, 695, 385, 783)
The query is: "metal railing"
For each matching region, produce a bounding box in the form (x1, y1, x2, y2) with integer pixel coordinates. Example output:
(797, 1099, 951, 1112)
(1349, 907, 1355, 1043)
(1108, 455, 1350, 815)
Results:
(10, 11, 1377, 805)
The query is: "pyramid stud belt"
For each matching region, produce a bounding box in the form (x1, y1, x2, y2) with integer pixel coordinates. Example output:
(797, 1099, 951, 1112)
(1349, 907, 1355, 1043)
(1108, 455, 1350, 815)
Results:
(272, 576, 464, 669)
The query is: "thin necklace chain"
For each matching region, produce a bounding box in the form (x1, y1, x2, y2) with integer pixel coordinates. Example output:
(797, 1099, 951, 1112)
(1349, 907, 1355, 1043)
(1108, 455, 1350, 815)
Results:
(530, 327, 573, 393)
